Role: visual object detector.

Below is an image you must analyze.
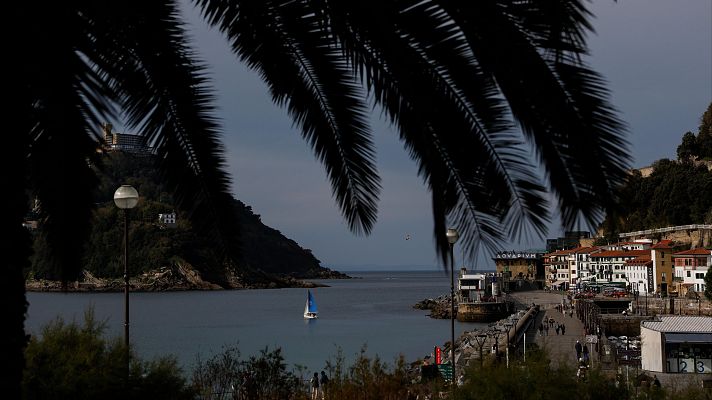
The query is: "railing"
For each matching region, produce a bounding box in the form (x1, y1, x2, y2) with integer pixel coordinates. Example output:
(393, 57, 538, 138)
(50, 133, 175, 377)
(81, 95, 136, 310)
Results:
(619, 224, 712, 238)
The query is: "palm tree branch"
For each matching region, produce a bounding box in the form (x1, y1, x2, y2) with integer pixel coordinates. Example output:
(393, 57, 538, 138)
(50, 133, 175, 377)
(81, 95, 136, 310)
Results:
(195, 0, 381, 234)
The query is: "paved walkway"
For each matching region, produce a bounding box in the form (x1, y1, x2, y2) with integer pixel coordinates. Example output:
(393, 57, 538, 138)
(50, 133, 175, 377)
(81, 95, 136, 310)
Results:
(510, 291, 596, 368)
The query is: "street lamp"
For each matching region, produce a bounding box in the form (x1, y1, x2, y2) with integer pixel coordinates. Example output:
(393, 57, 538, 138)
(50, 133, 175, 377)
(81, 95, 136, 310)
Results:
(488, 329, 502, 360)
(114, 185, 139, 377)
(474, 334, 488, 368)
(446, 228, 460, 384)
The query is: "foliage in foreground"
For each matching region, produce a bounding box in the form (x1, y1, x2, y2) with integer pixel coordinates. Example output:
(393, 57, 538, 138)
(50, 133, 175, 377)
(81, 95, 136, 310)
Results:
(22, 310, 192, 400)
(23, 316, 712, 400)
(456, 349, 710, 400)
(191, 346, 302, 399)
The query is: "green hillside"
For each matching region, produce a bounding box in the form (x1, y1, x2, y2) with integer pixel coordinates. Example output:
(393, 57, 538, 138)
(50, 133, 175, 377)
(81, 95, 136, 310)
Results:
(600, 103, 712, 239)
(26, 152, 342, 287)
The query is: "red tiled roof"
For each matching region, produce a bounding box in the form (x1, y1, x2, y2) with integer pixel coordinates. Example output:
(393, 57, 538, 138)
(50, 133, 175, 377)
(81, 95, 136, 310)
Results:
(651, 240, 674, 249)
(591, 249, 649, 258)
(625, 255, 652, 266)
(672, 248, 711, 256)
(547, 249, 574, 256)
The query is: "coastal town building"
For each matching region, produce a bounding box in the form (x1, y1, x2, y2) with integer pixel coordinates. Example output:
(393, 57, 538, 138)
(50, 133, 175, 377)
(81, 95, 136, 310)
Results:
(640, 316, 712, 374)
(542, 239, 667, 293)
(589, 248, 649, 287)
(493, 250, 544, 291)
(651, 240, 676, 295)
(544, 248, 573, 290)
(672, 248, 710, 296)
(568, 246, 602, 284)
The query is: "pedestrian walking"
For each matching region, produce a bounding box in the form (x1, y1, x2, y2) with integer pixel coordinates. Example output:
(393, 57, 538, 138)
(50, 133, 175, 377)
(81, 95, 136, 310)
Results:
(582, 344, 590, 365)
(555, 324, 560, 335)
(310, 372, 320, 400)
(544, 323, 549, 335)
(538, 322, 544, 336)
(561, 323, 566, 335)
(575, 340, 582, 360)
(320, 371, 329, 399)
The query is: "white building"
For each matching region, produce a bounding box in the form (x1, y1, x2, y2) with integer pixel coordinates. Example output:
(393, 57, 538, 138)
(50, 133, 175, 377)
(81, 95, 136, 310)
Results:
(640, 316, 712, 374)
(158, 212, 177, 227)
(589, 249, 649, 285)
(457, 268, 488, 302)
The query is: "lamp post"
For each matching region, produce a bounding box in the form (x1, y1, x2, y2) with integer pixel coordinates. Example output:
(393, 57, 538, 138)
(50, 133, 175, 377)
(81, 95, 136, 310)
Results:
(503, 323, 512, 367)
(114, 185, 139, 379)
(474, 334, 488, 368)
(488, 329, 502, 360)
(446, 228, 460, 384)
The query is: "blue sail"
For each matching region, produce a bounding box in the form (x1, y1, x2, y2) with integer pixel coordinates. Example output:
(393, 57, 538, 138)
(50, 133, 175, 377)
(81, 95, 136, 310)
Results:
(307, 290, 318, 313)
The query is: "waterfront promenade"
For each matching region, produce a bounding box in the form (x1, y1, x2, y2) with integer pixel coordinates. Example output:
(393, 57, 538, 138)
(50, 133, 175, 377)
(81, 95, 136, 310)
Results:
(510, 291, 592, 368)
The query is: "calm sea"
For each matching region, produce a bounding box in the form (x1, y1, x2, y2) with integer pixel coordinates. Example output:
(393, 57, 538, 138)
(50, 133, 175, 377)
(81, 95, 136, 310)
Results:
(25, 270, 487, 374)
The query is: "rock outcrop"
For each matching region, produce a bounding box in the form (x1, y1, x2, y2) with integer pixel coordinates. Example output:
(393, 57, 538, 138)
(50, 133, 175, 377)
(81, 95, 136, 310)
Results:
(413, 295, 454, 319)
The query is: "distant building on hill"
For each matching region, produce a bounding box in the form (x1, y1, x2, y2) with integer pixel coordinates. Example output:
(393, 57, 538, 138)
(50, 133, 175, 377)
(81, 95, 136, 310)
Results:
(101, 123, 152, 154)
(158, 212, 177, 228)
(546, 231, 591, 253)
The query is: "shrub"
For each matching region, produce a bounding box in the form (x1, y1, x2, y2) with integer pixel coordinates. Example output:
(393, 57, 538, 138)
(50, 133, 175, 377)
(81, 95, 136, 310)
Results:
(191, 346, 303, 399)
(22, 309, 192, 400)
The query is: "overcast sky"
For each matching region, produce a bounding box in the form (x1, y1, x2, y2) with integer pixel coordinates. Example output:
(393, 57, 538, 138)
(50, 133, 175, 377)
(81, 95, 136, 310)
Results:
(180, 1, 711, 270)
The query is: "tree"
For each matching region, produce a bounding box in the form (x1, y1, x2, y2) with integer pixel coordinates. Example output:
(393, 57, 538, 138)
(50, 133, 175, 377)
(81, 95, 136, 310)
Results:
(675, 103, 712, 160)
(705, 266, 712, 302)
(5, 1, 629, 395)
(677, 131, 697, 161)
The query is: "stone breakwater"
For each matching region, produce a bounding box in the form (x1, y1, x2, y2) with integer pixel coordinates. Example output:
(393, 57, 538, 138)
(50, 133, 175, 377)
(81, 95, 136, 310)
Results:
(421, 304, 538, 382)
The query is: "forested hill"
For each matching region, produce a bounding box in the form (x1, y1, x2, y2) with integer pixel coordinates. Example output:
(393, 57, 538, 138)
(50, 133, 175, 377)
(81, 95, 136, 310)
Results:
(600, 103, 712, 240)
(27, 152, 345, 287)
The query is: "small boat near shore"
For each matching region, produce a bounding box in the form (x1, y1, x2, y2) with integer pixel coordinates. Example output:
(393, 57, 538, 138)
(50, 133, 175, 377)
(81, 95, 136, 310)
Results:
(303, 289, 318, 319)
(457, 268, 513, 323)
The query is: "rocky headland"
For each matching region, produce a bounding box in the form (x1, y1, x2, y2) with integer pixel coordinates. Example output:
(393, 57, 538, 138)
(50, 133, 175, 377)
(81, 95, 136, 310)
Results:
(25, 262, 348, 292)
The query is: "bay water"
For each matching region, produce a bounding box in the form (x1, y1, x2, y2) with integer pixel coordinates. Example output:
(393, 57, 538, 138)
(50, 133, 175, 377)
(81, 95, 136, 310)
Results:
(25, 270, 487, 374)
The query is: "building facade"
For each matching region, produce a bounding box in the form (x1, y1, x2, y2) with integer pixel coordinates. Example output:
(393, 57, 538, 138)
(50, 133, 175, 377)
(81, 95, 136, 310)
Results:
(640, 316, 712, 374)
(672, 248, 710, 295)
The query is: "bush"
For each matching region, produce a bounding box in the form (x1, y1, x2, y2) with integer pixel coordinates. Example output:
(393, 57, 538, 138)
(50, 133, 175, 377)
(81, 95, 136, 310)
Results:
(454, 348, 627, 400)
(22, 309, 192, 400)
(191, 346, 303, 399)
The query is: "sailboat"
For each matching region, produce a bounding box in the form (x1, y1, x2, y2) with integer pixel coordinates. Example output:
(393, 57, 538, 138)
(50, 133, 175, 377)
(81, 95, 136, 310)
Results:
(303, 289, 318, 319)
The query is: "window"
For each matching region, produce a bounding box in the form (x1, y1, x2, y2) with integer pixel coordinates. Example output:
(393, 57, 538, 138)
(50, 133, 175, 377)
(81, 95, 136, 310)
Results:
(696, 273, 704, 279)
(686, 271, 691, 277)
(662, 272, 667, 282)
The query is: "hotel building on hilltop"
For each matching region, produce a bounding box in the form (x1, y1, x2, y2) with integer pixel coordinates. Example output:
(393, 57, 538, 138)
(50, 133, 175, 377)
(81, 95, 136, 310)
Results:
(101, 123, 153, 154)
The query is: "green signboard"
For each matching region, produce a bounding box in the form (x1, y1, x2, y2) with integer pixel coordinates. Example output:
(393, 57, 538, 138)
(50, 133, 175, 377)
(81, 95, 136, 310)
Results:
(437, 364, 453, 382)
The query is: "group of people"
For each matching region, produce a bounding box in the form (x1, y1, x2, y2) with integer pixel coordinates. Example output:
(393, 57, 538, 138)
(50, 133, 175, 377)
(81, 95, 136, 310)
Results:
(309, 371, 329, 400)
(538, 318, 566, 335)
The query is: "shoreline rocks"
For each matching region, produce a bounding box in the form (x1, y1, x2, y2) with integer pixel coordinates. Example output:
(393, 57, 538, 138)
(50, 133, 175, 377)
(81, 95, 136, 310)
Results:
(25, 263, 345, 293)
(413, 295, 455, 319)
